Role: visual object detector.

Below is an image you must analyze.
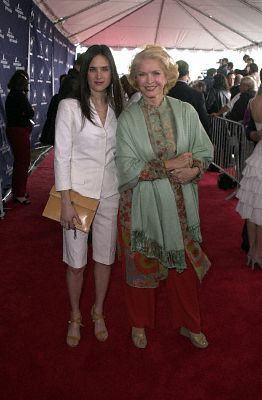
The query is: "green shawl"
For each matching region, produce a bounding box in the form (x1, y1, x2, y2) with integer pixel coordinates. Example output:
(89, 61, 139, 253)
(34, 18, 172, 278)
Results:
(116, 96, 213, 271)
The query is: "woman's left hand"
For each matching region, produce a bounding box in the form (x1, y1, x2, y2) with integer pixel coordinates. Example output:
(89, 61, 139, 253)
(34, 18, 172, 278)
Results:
(171, 167, 199, 183)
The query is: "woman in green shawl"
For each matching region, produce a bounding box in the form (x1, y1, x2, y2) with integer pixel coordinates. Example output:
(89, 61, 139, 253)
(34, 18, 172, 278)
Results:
(116, 46, 213, 349)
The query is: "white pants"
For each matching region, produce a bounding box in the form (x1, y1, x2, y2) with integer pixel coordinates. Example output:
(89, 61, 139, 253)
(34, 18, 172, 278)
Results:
(63, 194, 119, 268)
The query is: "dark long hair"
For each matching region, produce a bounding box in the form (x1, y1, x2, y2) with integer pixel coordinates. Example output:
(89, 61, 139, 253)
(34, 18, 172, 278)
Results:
(59, 75, 79, 100)
(7, 70, 29, 92)
(213, 73, 229, 91)
(78, 45, 123, 124)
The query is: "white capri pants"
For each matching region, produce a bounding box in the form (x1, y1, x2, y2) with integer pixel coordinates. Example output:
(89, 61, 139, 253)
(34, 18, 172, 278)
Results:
(63, 193, 119, 268)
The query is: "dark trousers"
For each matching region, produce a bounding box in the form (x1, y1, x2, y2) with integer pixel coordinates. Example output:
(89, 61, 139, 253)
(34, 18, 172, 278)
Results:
(6, 127, 31, 197)
(125, 265, 201, 333)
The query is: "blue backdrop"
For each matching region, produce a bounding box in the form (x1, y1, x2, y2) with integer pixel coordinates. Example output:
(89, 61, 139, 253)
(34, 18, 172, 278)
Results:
(0, 0, 75, 194)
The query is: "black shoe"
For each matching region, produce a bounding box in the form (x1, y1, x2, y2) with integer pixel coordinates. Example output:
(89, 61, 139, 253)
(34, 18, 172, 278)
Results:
(14, 197, 31, 205)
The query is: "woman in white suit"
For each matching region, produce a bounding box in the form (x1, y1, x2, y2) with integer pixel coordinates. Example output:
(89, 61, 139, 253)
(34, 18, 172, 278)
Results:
(54, 45, 123, 347)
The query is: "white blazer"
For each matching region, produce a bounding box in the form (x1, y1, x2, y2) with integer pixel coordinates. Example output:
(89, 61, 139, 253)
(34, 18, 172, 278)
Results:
(54, 98, 119, 199)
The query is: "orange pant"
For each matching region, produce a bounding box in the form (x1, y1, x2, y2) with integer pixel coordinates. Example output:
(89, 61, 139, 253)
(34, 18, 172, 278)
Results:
(124, 265, 201, 333)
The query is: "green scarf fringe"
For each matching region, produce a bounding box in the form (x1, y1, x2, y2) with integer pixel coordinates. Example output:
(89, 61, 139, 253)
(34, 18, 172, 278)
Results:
(188, 224, 202, 242)
(131, 230, 187, 271)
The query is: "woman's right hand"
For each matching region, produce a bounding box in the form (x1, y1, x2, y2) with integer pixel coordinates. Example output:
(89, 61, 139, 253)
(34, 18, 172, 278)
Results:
(165, 152, 193, 171)
(60, 191, 82, 229)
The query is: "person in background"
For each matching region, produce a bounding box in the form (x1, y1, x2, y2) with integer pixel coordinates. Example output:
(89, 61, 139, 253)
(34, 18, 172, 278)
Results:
(120, 74, 141, 105)
(190, 79, 206, 94)
(235, 54, 251, 76)
(67, 53, 84, 80)
(236, 84, 262, 269)
(5, 70, 34, 205)
(240, 68, 262, 253)
(116, 45, 213, 350)
(227, 62, 234, 73)
(203, 68, 216, 97)
(205, 73, 231, 114)
(245, 57, 254, 74)
(168, 60, 210, 134)
(217, 58, 229, 76)
(120, 74, 136, 101)
(226, 76, 256, 122)
(212, 76, 256, 122)
(54, 45, 123, 347)
(248, 63, 260, 90)
(40, 73, 80, 146)
(230, 73, 242, 99)
(226, 71, 235, 90)
(39, 74, 67, 146)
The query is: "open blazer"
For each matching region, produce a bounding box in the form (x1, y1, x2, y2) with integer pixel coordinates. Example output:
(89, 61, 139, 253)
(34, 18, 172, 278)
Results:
(54, 98, 118, 199)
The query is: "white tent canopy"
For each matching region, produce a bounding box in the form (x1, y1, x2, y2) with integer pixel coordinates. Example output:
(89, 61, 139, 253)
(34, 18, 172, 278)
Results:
(34, 0, 262, 51)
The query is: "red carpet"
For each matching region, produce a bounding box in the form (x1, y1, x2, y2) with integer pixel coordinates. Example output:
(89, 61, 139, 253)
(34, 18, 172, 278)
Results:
(1, 151, 261, 400)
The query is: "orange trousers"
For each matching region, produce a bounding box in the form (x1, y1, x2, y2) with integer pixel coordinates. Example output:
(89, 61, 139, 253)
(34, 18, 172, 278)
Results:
(124, 265, 201, 333)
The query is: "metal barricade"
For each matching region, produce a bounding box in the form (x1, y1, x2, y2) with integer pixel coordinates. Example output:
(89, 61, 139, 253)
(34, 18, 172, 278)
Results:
(209, 116, 255, 183)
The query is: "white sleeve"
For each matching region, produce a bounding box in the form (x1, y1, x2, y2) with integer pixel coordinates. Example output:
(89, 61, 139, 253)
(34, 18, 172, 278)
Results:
(54, 99, 74, 191)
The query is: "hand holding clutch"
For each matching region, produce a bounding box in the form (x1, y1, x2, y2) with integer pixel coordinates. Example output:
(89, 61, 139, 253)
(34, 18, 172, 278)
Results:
(42, 185, 99, 232)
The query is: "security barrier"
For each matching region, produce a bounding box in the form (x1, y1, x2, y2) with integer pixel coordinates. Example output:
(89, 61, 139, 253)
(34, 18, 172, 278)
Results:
(209, 116, 255, 183)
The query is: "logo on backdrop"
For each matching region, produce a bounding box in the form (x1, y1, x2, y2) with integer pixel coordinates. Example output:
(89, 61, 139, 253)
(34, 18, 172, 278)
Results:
(32, 89, 37, 106)
(0, 85, 6, 104)
(30, 9, 35, 24)
(0, 118, 6, 131)
(0, 141, 10, 155)
(45, 44, 49, 60)
(48, 26, 52, 41)
(34, 110, 40, 127)
(30, 63, 35, 81)
(41, 90, 47, 105)
(0, 83, 5, 97)
(47, 68, 52, 82)
(3, 0, 12, 13)
(13, 57, 22, 69)
(7, 28, 18, 44)
(43, 20, 47, 37)
(38, 66, 44, 81)
(15, 3, 26, 21)
(37, 14, 41, 32)
(37, 41, 44, 59)
(30, 36, 35, 54)
(0, 54, 10, 70)
(5, 163, 13, 177)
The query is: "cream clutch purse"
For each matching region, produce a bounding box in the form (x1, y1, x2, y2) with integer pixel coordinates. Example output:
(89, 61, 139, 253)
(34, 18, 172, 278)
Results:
(42, 185, 99, 232)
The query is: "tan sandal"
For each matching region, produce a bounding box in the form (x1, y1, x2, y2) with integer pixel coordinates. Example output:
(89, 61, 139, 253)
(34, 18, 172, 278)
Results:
(180, 326, 208, 349)
(91, 305, 108, 342)
(131, 327, 147, 349)
(66, 313, 84, 347)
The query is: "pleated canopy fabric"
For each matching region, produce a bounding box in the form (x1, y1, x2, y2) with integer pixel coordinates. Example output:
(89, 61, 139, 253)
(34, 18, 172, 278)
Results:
(33, 0, 262, 51)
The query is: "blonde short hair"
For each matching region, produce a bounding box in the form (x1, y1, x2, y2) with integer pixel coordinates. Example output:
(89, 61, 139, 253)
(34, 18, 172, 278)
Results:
(128, 45, 179, 94)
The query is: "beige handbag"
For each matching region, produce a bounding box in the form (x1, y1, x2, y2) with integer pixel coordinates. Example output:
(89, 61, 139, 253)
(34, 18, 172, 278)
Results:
(42, 185, 99, 232)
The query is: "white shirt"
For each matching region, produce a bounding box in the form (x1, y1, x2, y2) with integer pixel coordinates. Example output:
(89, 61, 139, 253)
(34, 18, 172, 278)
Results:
(227, 92, 241, 111)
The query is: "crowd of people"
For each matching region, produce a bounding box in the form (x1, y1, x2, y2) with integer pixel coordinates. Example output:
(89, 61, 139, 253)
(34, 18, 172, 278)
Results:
(182, 54, 261, 127)
(4, 45, 261, 351)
